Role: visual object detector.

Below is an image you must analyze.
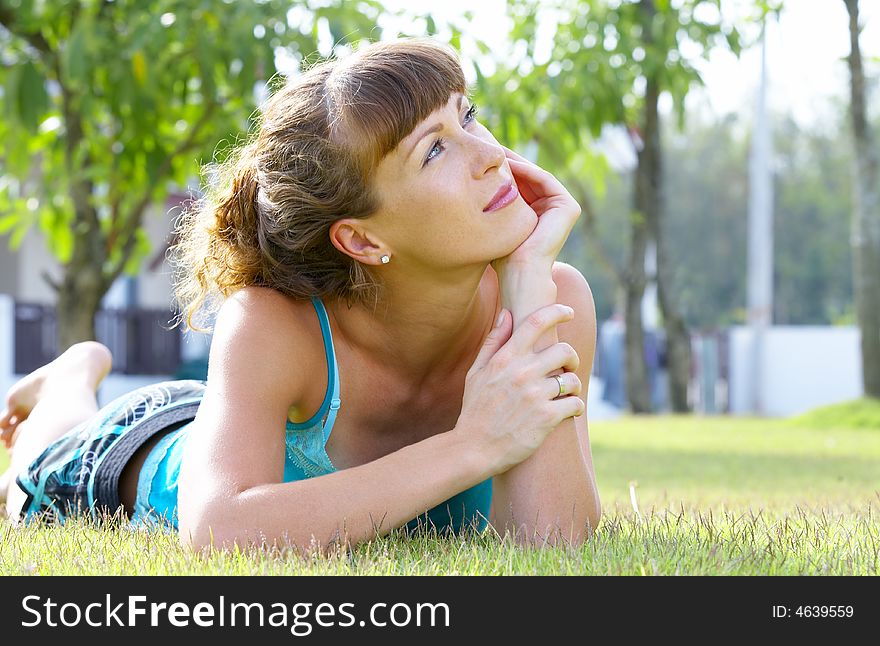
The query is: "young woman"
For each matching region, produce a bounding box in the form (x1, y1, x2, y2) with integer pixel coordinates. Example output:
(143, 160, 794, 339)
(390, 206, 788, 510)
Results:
(0, 39, 601, 551)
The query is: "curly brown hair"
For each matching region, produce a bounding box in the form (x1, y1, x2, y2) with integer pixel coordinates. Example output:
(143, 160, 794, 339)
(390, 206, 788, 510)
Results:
(169, 39, 467, 333)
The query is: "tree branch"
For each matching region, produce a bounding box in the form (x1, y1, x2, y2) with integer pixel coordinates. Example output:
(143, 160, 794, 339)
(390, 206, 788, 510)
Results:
(40, 269, 61, 293)
(0, 8, 53, 56)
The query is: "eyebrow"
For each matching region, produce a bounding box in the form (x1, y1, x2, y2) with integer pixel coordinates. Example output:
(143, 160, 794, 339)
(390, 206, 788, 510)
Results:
(407, 94, 465, 160)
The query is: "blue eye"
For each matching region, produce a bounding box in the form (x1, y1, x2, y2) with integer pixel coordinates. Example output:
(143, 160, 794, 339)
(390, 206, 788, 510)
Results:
(426, 137, 446, 163)
(423, 103, 480, 166)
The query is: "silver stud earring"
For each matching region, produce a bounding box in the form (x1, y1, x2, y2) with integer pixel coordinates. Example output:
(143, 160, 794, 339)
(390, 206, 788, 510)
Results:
(380, 254, 390, 264)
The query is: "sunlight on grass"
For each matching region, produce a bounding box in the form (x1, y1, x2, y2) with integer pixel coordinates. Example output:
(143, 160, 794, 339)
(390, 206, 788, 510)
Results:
(589, 414, 880, 512)
(1, 504, 876, 575)
(789, 397, 880, 430)
(1, 413, 878, 575)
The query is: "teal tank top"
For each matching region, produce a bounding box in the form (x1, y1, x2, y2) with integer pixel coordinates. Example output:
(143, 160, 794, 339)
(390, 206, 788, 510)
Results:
(133, 295, 493, 535)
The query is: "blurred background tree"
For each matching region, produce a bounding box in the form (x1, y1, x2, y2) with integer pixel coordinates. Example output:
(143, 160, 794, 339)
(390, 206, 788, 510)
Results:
(584, 108, 862, 330)
(0, 0, 381, 350)
(843, 0, 880, 399)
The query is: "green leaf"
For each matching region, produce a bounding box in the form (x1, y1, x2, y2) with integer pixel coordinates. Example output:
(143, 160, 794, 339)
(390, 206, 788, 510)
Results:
(63, 16, 91, 89)
(41, 205, 74, 263)
(9, 221, 31, 250)
(132, 51, 148, 87)
(4, 65, 21, 122)
(0, 213, 20, 235)
(16, 61, 50, 132)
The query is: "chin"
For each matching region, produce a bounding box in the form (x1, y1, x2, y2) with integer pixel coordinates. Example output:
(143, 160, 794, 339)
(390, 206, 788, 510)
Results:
(511, 202, 539, 239)
(491, 207, 538, 258)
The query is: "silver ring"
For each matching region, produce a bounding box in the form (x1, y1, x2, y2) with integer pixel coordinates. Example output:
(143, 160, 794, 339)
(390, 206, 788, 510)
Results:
(553, 374, 566, 397)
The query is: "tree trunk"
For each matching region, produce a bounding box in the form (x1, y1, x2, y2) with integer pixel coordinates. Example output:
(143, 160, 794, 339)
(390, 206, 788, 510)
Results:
(621, 0, 658, 414)
(642, 76, 692, 412)
(624, 206, 652, 413)
(57, 240, 107, 355)
(50, 73, 113, 354)
(844, 0, 880, 398)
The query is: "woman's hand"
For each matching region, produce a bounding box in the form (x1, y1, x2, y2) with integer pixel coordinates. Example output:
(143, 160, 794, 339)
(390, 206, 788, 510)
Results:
(457, 303, 585, 475)
(492, 146, 582, 273)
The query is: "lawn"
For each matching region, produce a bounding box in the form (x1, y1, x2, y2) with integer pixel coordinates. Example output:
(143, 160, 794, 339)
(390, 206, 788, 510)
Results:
(1, 401, 878, 575)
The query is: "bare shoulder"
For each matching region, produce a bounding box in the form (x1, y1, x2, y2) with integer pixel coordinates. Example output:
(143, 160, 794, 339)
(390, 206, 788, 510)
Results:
(552, 263, 596, 319)
(178, 286, 321, 510)
(552, 262, 597, 367)
(208, 286, 320, 407)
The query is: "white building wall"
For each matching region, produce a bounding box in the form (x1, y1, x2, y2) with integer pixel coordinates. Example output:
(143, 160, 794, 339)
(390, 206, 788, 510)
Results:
(0, 294, 14, 405)
(728, 326, 863, 417)
(5, 202, 176, 306)
(138, 204, 178, 309)
(16, 228, 62, 304)
(0, 235, 18, 296)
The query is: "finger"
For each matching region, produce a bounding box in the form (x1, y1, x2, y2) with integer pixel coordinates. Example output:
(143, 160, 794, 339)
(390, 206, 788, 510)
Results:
(546, 372, 582, 400)
(0, 408, 11, 429)
(506, 159, 540, 205)
(508, 303, 575, 354)
(471, 309, 512, 372)
(1, 422, 15, 449)
(507, 158, 566, 198)
(502, 145, 532, 164)
(551, 392, 586, 423)
(507, 161, 571, 214)
(1, 418, 18, 444)
(534, 341, 580, 376)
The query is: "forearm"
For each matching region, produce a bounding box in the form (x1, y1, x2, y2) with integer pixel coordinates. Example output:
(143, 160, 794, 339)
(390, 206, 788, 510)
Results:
(181, 428, 489, 552)
(493, 263, 600, 545)
(498, 263, 559, 352)
(491, 417, 599, 545)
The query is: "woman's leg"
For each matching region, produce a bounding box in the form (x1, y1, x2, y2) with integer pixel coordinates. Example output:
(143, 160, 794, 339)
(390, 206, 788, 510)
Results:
(1, 342, 113, 520)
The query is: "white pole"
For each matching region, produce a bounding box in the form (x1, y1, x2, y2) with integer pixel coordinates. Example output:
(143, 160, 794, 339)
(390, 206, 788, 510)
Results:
(746, 22, 774, 415)
(642, 240, 658, 330)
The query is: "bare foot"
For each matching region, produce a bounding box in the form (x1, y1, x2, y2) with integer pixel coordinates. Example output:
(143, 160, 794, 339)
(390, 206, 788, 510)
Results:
(0, 341, 112, 450)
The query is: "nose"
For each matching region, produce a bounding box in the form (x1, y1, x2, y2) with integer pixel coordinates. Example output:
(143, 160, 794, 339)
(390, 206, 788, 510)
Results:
(470, 132, 505, 178)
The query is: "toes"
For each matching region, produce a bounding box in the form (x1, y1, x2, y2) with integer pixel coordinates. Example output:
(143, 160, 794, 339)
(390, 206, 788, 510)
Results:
(1, 409, 20, 449)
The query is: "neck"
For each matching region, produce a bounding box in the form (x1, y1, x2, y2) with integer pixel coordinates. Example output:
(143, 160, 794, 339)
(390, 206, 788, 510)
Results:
(327, 263, 500, 393)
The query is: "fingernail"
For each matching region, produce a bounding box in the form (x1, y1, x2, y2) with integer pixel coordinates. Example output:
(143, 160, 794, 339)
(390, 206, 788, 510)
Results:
(495, 309, 507, 327)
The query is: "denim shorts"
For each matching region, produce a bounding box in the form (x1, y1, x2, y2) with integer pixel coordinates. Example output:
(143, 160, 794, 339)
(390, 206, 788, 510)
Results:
(14, 380, 206, 525)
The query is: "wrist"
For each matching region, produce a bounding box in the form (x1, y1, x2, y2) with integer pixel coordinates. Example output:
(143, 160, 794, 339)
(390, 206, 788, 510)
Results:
(499, 272, 557, 321)
(448, 422, 501, 478)
(493, 255, 553, 277)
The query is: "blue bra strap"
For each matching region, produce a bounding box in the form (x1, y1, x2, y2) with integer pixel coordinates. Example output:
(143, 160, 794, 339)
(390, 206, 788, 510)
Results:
(310, 295, 341, 442)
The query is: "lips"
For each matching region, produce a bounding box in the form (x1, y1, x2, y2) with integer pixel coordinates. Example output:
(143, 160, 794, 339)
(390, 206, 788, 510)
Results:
(483, 181, 519, 213)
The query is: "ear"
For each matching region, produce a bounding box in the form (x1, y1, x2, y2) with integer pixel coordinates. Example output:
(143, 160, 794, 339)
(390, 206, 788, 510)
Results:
(329, 219, 388, 266)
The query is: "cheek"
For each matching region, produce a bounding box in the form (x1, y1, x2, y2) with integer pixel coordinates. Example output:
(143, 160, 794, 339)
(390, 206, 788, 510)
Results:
(419, 171, 472, 213)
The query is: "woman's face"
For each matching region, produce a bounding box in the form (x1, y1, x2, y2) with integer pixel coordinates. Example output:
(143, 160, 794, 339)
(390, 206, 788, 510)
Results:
(362, 92, 538, 271)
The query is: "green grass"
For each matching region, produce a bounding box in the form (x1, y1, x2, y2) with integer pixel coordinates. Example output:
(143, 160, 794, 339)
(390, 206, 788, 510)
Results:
(1, 411, 878, 575)
(788, 397, 880, 431)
